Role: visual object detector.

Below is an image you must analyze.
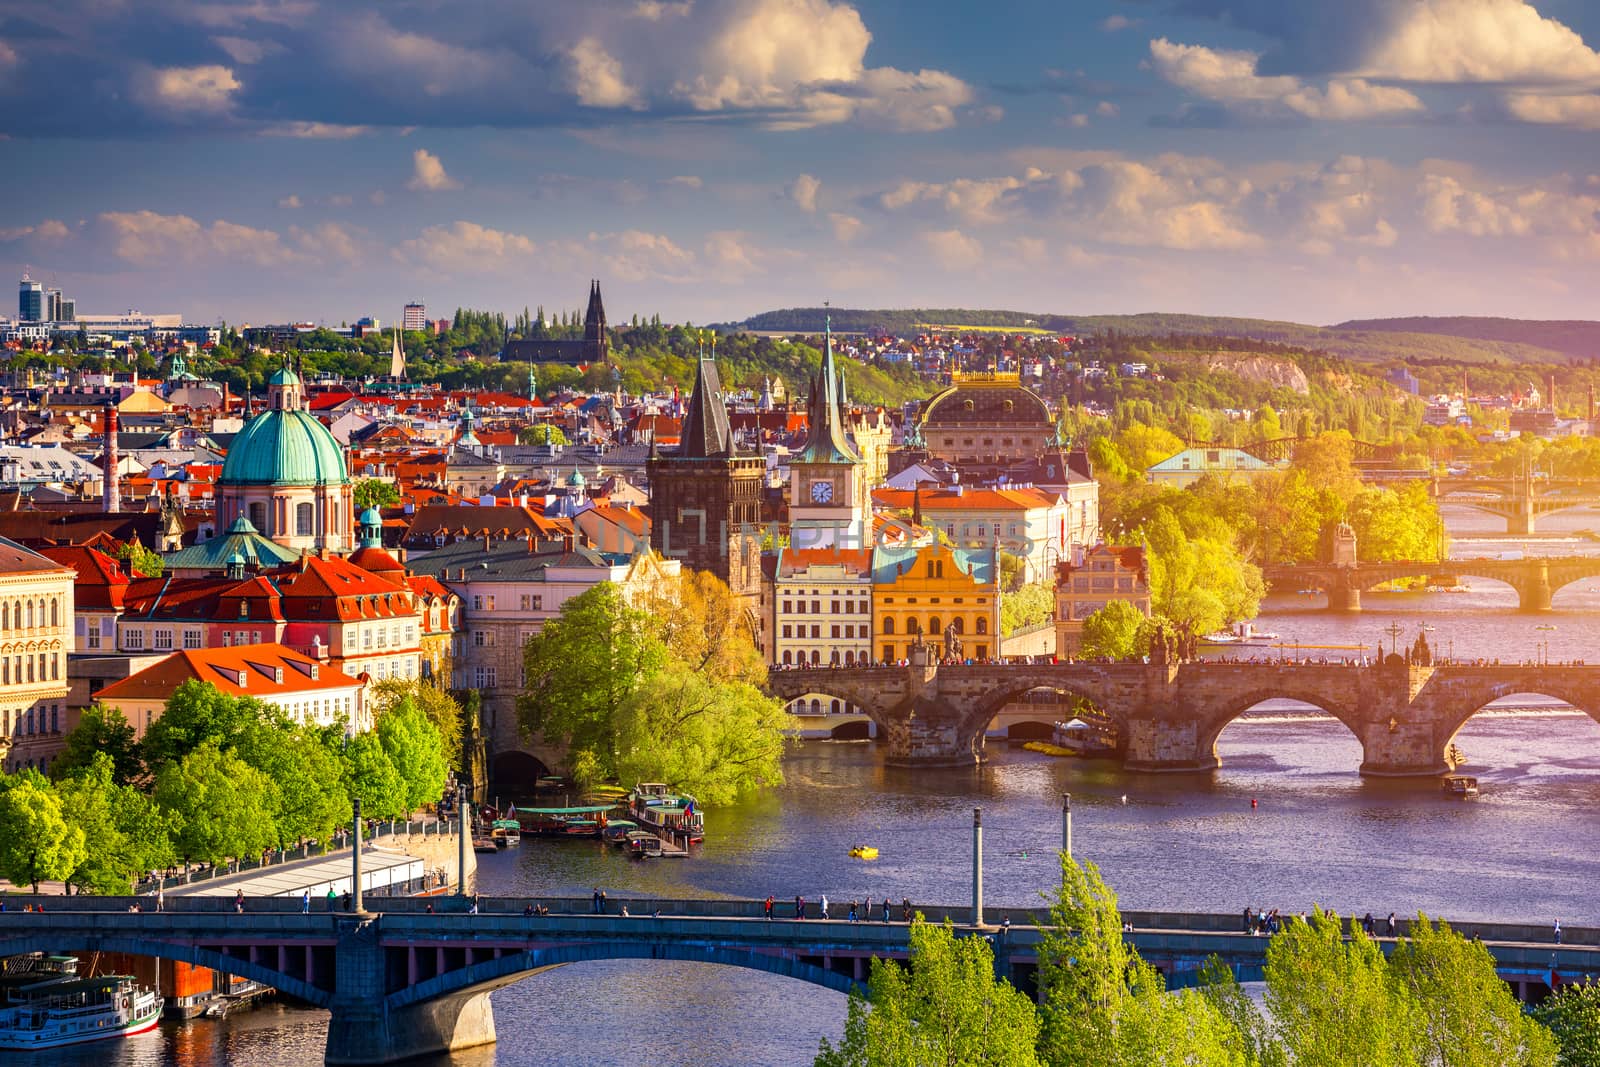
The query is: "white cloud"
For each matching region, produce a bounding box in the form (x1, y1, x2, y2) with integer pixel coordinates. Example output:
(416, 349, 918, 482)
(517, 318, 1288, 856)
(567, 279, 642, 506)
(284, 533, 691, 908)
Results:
(289, 221, 363, 263)
(1101, 15, 1138, 33)
(1095, 101, 1119, 118)
(878, 177, 1024, 223)
(96, 210, 298, 267)
(703, 230, 764, 279)
(399, 221, 536, 273)
(664, 175, 704, 188)
(590, 229, 697, 283)
(262, 122, 375, 139)
(1362, 0, 1600, 84)
(789, 173, 822, 212)
(567, 37, 642, 108)
(277, 194, 302, 208)
(1150, 39, 1423, 121)
(829, 212, 863, 243)
(212, 36, 279, 64)
(923, 229, 982, 269)
(406, 149, 460, 192)
(1067, 113, 1090, 128)
(1503, 92, 1600, 129)
(135, 64, 241, 115)
(0, 219, 69, 243)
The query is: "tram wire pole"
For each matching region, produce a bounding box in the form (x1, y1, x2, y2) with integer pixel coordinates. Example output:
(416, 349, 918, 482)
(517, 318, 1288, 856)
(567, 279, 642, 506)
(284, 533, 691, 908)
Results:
(972, 807, 984, 928)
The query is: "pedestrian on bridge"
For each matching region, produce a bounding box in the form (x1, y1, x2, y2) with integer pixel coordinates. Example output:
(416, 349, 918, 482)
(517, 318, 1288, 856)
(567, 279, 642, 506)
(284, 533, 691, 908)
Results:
(1362, 912, 1375, 936)
(882, 898, 891, 924)
(1555, 919, 1563, 944)
(1386, 912, 1397, 937)
(795, 895, 805, 920)
(234, 890, 244, 914)
(820, 895, 829, 920)
(327, 888, 336, 912)
(764, 896, 774, 920)
(301, 891, 310, 914)
(848, 901, 858, 923)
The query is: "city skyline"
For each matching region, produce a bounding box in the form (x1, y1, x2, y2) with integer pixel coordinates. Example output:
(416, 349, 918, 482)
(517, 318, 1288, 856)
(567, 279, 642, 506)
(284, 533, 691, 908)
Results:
(4, 0, 1600, 326)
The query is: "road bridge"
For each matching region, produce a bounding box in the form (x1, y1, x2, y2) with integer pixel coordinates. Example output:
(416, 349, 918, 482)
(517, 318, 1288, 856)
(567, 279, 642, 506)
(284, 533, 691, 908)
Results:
(4, 895, 1595, 1063)
(1430, 474, 1600, 535)
(768, 655, 1600, 772)
(1262, 556, 1600, 612)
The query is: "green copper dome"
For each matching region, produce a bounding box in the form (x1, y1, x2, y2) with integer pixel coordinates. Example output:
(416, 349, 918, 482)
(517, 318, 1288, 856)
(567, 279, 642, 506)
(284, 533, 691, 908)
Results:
(219, 408, 349, 487)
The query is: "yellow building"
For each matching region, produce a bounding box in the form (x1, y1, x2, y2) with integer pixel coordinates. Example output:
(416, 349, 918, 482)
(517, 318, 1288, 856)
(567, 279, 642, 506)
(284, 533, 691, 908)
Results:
(871, 542, 999, 663)
(0, 540, 78, 774)
(1054, 544, 1150, 656)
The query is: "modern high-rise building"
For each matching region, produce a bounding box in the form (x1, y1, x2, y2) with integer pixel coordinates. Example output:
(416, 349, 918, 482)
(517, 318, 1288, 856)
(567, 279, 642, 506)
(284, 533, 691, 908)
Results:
(56, 299, 74, 322)
(46, 289, 62, 321)
(18, 277, 44, 322)
(402, 302, 426, 331)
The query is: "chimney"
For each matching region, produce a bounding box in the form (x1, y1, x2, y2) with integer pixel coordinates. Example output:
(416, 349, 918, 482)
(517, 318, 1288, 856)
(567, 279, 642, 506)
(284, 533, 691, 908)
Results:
(103, 404, 121, 514)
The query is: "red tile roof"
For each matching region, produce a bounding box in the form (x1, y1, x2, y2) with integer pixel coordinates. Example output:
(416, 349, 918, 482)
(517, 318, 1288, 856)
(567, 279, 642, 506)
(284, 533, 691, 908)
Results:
(97, 643, 359, 703)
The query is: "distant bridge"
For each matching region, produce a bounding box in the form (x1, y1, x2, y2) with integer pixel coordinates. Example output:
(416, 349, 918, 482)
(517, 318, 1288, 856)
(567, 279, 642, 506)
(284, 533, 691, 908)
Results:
(1262, 556, 1600, 612)
(768, 656, 1600, 772)
(5, 896, 1597, 1063)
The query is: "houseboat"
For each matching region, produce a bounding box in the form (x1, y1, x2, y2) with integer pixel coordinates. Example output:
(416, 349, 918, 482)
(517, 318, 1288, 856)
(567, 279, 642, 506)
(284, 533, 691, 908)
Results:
(1051, 717, 1119, 757)
(629, 784, 705, 844)
(0, 962, 162, 1052)
(517, 804, 615, 839)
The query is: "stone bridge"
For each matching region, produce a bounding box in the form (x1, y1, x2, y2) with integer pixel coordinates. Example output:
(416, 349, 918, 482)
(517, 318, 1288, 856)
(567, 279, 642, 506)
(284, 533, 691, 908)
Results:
(7, 896, 1599, 1063)
(767, 656, 1600, 773)
(1431, 475, 1600, 535)
(1262, 557, 1600, 612)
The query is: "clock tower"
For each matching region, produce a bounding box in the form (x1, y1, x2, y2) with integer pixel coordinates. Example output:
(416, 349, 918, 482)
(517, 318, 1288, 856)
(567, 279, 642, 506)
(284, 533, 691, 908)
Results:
(789, 319, 867, 549)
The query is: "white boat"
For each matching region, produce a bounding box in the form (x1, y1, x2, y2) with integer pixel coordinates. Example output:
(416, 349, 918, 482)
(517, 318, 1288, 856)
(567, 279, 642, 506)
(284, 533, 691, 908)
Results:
(0, 971, 162, 1051)
(1202, 622, 1280, 647)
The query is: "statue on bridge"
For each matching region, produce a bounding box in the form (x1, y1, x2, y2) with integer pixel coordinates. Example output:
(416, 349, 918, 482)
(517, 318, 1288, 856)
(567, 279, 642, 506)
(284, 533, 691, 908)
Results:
(944, 623, 964, 663)
(1408, 630, 1434, 668)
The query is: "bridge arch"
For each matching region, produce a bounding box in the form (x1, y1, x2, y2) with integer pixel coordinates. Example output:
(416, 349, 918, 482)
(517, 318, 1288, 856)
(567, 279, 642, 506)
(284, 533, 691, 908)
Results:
(1195, 689, 1367, 770)
(491, 750, 552, 791)
(1437, 684, 1600, 771)
(0, 934, 334, 1009)
(956, 678, 1138, 751)
(387, 939, 862, 1012)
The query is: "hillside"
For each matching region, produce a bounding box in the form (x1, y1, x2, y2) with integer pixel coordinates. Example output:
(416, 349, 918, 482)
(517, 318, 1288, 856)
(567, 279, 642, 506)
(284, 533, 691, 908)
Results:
(1331, 316, 1600, 362)
(732, 308, 1578, 366)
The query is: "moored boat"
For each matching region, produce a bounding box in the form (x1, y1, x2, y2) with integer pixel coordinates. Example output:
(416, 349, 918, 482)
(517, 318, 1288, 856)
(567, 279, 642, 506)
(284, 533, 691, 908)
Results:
(516, 804, 615, 839)
(0, 970, 163, 1051)
(1442, 774, 1479, 798)
(625, 830, 663, 858)
(1051, 717, 1119, 757)
(629, 784, 705, 844)
(602, 819, 639, 846)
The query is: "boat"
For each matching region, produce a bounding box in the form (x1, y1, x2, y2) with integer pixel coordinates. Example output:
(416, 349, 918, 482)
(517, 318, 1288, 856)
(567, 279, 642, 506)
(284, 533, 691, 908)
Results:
(472, 835, 499, 854)
(848, 846, 879, 860)
(1050, 717, 1120, 757)
(626, 830, 663, 858)
(629, 784, 705, 844)
(1201, 622, 1280, 647)
(601, 819, 639, 846)
(0, 968, 163, 1051)
(516, 804, 615, 839)
(1441, 775, 1479, 798)
(490, 818, 521, 847)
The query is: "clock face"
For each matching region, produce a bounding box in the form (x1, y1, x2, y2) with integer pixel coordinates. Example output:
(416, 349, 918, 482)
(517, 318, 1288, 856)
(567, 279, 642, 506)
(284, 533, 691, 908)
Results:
(810, 480, 834, 503)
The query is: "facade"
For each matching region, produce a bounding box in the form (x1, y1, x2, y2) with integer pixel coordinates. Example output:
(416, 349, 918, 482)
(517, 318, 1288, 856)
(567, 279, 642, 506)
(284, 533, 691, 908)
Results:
(916, 370, 1055, 466)
(38, 545, 131, 653)
(1146, 447, 1284, 488)
(0, 537, 77, 773)
(871, 542, 999, 663)
(18, 277, 44, 322)
(402, 303, 427, 331)
(872, 485, 1088, 583)
(95, 643, 370, 739)
(646, 357, 764, 625)
(215, 365, 355, 552)
(1054, 545, 1150, 656)
(771, 547, 874, 667)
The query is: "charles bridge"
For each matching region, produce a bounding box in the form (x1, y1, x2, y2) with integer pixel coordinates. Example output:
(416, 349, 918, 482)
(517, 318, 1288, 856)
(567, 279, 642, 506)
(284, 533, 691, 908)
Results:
(766, 651, 1600, 773)
(4, 895, 1597, 1063)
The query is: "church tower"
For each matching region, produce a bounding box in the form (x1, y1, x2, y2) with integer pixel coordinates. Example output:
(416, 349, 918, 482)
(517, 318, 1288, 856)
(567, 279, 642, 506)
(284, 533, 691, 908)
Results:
(583, 280, 609, 363)
(647, 357, 764, 616)
(788, 319, 867, 549)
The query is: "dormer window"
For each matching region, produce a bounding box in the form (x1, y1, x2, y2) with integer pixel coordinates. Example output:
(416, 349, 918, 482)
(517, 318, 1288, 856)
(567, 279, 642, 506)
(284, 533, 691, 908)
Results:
(239, 602, 249, 618)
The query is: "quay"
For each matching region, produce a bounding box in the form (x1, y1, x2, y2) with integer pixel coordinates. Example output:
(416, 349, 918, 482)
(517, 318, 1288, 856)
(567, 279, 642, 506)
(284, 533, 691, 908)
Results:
(1, 895, 1595, 1063)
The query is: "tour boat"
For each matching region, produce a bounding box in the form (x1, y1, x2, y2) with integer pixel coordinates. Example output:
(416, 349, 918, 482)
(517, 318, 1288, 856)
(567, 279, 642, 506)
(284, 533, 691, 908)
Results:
(626, 830, 663, 858)
(0, 972, 163, 1051)
(629, 784, 705, 843)
(1051, 717, 1120, 757)
(1201, 622, 1280, 647)
(517, 804, 614, 839)
(490, 819, 521, 847)
(1441, 775, 1479, 798)
(602, 819, 639, 846)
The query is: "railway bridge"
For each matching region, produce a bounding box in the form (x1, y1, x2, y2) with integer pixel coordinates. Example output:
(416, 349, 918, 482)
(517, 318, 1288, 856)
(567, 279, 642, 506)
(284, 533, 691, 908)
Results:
(5, 896, 1599, 1063)
(1261, 556, 1600, 612)
(767, 654, 1600, 773)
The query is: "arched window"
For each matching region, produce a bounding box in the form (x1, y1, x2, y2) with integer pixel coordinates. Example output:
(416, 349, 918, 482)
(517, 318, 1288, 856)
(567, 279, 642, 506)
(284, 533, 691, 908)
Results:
(49, 600, 57, 628)
(953, 617, 965, 634)
(831, 699, 841, 713)
(908, 617, 922, 634)
(844, 651, 855, 665)
(976, 617, 988, 635)
(25, 602, 32, 629)
(930, 616, 942, 636)
(50, 655, 58, 681)
(3, 602, 9, 630)
(810, 698, 821, 714)
(883, 618, 895, 635)
(296, 502, 314, 537)
(783, 651, 792, 665)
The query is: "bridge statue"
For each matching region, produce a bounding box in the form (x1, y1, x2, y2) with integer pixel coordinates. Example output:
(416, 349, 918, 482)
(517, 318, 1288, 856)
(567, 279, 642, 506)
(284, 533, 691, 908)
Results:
(944, 623, 963, 662)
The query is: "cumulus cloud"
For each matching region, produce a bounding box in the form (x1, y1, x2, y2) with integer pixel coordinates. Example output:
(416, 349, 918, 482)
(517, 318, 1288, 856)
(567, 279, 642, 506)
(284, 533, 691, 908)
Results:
(923, 229, 982, 269)
(262, 122, 375, 139)
(406, 149, 460, 191)
(399, 220, 536, 272)
(1502, 92, 1600, 129)
(1361, 0, 1600, 84)
(135, 64, 240, 115)
(277, 194, 302, 208)
(96, 210, 299, 266)
(789, 173, 822, 212)
(1150, 39, 1424, 121)
(829, 212, 863, 243)
(566, 37, 642, 108)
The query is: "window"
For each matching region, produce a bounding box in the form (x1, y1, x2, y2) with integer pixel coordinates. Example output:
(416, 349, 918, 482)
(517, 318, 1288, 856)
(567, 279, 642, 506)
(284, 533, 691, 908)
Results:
(473, 630, 495, 647)
(487, 596, 496, 611)
(473, 595, 483, 610)
(87, 624, 101, 650)
(154, 629, 173, 650)
(782, 625, 792, 639)
(976, 618, 988, 635)
(810, 625, 820, 639)
(831, 625, 840, 639)
(811, 601, 820, 614)
(782, 600, 791, 614)
(883, 618, 895, 634)
(239, 601, 249, 618)
(474, 666, 497, 688)
(249, 501, 267, 532)
(49, 600, 57, 628)
(296, 502, 313, 537)
(125, 628, 144, 650)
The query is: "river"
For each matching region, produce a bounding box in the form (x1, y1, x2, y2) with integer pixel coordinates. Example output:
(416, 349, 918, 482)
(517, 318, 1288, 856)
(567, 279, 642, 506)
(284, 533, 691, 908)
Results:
(47, 506, 1600, 1066)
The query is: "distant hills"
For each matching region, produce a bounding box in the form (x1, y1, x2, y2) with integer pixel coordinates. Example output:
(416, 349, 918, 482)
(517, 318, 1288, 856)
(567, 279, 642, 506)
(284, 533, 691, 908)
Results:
(731, 308, 1599, 366)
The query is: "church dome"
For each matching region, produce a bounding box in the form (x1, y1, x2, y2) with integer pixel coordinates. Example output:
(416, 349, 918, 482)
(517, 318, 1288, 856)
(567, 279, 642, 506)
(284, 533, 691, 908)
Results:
(921, 373, 1050, 428)
(219, 368, 348, 487)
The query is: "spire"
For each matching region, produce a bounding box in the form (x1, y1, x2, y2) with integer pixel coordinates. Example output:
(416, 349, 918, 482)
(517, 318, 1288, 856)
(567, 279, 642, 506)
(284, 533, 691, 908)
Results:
(677, 356, 733, 458)
(795, 304, 860, 465)
(389, 325, 406, 380)
(912, 485, 922, 528)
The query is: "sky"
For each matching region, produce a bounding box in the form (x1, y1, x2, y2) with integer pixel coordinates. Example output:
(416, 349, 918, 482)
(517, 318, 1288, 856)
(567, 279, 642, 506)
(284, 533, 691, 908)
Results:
(4, 0, 1600, 328)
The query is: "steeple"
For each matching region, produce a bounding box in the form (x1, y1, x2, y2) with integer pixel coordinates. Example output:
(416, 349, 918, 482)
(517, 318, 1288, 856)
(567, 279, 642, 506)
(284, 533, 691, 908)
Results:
(678, 356, 733, 458)
(583, 280, 607, 342)
(389, 325, 406, 380)
(795, 311, 860, 464)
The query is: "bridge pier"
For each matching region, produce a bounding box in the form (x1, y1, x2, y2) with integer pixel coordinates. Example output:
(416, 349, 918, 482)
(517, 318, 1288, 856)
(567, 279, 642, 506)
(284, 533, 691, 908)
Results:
(1329, 576, 1362, 614)
(1122, 717, 1220, 773)
(325, 917, 497, 1065)
(1514, 564, 1554, 612)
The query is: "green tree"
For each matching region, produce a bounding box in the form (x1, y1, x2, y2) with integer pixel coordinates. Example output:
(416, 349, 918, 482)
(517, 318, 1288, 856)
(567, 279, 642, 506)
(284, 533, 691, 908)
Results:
(233, 719, 347, 847)
(815, 918, 1041, 1067)
(372, 677, 464, 771)
(1001, 581, 1055, 636)
(343, 733, 408, 819)
(1264, 909, 1420, 1067)
(353, 478, 401, 511)
(138, 681, 264, 771)
(376, 699, 449, 813)
(57, 754, 175, 894)
(1078, 601, 1150, 660)
(0, 775, 88, 892)
(154, 742, 279, 866)
(52, 704, 143, 785)
(518, 423, 570, 446)
(116, 540, 164, 577)
(1534, 983, 1600, 1067)
(1388, 916, 1556, 1067)
(1198, 956, 1286, 1067)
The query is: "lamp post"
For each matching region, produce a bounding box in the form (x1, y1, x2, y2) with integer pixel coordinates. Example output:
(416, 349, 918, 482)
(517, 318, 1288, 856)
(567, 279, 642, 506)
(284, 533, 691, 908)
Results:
(457, 781, 469, 897)
(1062, 793, 1073, 862)
(971, 807, 984, 928)
(351, 799, 363, 914)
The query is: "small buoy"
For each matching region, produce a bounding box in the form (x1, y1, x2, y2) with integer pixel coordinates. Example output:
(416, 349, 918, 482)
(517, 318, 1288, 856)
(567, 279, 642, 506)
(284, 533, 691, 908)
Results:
(1251, 797, 1258, 810)
(1120, 794, 1128, 805)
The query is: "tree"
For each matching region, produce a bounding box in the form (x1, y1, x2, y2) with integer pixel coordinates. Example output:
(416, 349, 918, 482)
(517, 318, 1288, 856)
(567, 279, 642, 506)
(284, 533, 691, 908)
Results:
(116, 540, 164, 578)
(1534, 983, 1600, 1067)
(1199, 956, 1286, 1067)
(1389, 916, 1556, 1067)
(154, 743, 279, 866)
(1264, 910, 1420, 1067)
(815, 918, 1040, 1067)
(372, 677, 464, 771)
(1001, 581, 1055, 636)
(376, 699, 449, 813)
(138, 681, 264, 771)
(1078, 601, 1150, 660)
(52, 704, 142, 785)
(518, 423, 569, 446)
(57, 754, 175, 894)
(342, 733, 408, 819)
(232, 719, 348, 847)
(353, 478, 401, 511)
(643, 570, 765, 686)
(0, 775, 88, 892)
(613, 664, 787, 805)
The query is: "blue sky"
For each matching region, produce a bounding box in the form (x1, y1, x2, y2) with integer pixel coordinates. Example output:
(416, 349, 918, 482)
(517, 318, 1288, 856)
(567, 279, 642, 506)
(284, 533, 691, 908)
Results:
(4, 0, 1600, 327)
